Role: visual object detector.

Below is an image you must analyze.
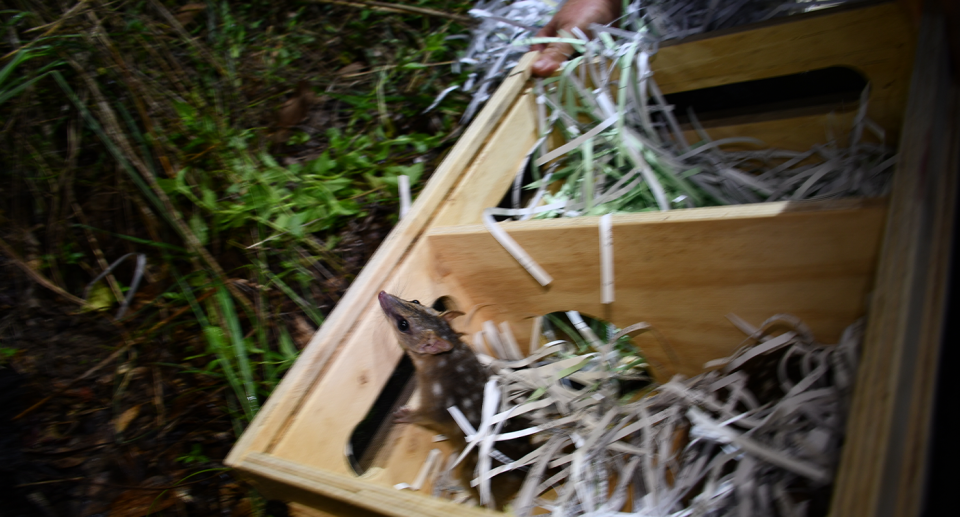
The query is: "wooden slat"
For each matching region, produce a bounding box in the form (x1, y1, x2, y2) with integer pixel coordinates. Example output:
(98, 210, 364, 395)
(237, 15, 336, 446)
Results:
(427, 199, 886, 380)
(239, 453, 495, 517)
(654, 1, 915, 149)
(679, 111, 860, 155)
(830, 11, 959, 517)
(432, 91, 539, 227)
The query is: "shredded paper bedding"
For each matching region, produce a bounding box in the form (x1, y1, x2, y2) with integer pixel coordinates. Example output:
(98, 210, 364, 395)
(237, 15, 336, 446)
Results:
(411, 313, 862, 515)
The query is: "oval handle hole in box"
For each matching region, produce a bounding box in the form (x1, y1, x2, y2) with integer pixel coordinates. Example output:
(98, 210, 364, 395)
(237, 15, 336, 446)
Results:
(664, 66, 868, 127)
(346, 353, 415, 476)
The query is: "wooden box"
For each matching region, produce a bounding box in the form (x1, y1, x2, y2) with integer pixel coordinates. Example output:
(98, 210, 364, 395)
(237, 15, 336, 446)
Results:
(227, 3, 957, 516)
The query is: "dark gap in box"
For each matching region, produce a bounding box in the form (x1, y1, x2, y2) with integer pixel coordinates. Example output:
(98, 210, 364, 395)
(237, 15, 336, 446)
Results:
(347, 353, 415, 475)
(665, 66, 868, 127)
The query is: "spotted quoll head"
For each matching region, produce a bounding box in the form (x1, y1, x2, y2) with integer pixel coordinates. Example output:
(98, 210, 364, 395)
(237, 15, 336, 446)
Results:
(377, 291, 464, 356)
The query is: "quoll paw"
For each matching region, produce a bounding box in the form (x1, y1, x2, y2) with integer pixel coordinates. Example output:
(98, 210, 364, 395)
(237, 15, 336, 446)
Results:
(393, 406, 418, 424)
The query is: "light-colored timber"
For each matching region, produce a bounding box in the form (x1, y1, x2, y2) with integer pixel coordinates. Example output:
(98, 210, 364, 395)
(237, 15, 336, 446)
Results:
(427, 198, 887, 381)
(226, 3, 953, 516)
(830, 10, 958, 517)
(654, 1, 916, 150)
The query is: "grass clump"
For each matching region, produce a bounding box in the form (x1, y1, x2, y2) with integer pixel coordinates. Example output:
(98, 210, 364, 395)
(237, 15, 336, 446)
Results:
(0, 0, 475, 513)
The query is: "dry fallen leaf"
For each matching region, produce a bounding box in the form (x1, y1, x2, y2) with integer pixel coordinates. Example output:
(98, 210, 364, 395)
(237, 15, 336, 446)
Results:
(273, 80, 317, 145)
(338, 62, 365, 76)
(292, 315, 315, 349)
(53, 456, 87, 469)
(174, 3, 206, 26)
(109, 488, 175, 517)
(115, 404, 142, 434)
(277, 80, 315, 129)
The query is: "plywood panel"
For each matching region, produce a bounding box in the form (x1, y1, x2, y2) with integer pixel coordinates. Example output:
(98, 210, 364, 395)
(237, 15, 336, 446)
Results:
(654, 1, 915, 147)
(428, 199, 886, 379)
(831, 12, 959, 517)
(245, 453, 496, 517)
(433, 90, 540, 227)
(682, 111, 859, 151)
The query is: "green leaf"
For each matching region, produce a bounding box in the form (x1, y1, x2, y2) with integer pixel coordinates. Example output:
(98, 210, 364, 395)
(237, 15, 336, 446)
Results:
(388, 163, 423, 185)
(278, 326, 299, 361)
(173, 101, 197, 123)
(324, 176, 352, 193)
(554, 356, 592, 380)
(83, 283, 116, 313)
(308, 152, 336, 175)
(0, 49, 34, 87)
(201, 187, 217, 210)
(190, 212, 209, 246)
(287, 212, 305, 238)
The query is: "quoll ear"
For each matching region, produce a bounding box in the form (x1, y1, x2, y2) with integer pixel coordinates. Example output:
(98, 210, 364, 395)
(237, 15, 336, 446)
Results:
(439, 310, 465, 324)
(431, 295, 458, 313)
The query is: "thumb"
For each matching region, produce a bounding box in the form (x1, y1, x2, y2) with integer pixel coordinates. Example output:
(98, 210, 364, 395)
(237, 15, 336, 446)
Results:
(532, 42, 573, 77)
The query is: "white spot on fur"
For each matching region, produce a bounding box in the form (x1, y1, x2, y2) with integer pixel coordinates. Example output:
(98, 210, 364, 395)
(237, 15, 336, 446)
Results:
(432, 382, 442, 397)
(462, 399, 473, 409)
(455, 364, 466, 373)
(438, 358, 447, 367)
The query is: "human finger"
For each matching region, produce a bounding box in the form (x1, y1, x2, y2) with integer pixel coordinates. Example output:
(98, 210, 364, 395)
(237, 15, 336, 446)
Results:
(532, 42, 573, 77)
(530, 20, 557, 52)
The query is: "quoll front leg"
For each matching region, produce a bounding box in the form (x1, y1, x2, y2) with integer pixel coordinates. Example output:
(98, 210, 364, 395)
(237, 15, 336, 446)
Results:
(392, 405, 423, 424)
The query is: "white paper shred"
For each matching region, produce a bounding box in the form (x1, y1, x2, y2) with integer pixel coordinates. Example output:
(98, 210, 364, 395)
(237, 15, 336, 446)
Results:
(599, 213, 614, 303)
(483, 320, 510, 359)
(529, 315, 544, 355)
(395, 448, 442, 491)
(398, 175, 411, 219)
(499, 321, 525, 361)
(482, 203, 565, 286)
(422, 85, 460, 113)
(534, 115, 618, 167)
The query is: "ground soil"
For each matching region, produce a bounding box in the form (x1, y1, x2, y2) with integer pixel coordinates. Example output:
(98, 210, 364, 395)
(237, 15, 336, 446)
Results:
(0, 204, 395, 517)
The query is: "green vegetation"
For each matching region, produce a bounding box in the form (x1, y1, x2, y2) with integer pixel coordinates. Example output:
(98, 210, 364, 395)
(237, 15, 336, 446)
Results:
(0, 1, 474, 505)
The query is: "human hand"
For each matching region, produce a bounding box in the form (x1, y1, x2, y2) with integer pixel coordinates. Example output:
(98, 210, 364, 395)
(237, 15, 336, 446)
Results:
(530, 0, 621, 77)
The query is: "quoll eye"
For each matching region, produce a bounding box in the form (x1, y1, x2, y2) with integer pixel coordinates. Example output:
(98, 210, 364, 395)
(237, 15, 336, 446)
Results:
(397, 318, 409, 331)
(411, 300, 420, 305)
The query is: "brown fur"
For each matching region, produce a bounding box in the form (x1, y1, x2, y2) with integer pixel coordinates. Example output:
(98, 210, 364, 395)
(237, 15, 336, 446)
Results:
(377, 291, 528, 508)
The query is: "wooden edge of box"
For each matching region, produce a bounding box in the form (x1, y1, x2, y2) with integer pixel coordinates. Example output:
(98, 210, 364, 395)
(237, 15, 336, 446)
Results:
(238, 453, 498, 517)
(426, 197, 888, 237)
(657, 0, 896, 48)
(830, 11, 959, 517)
(225, 52, 539, 468)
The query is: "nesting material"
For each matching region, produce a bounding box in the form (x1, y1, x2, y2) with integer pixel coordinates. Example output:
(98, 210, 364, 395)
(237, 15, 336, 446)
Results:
(513, 50, 894, 218)
(448, 1, 865, 122)
(472, 2, 895, 286)
(417, 313, 861, 515)
(453, 0, 558, 121)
